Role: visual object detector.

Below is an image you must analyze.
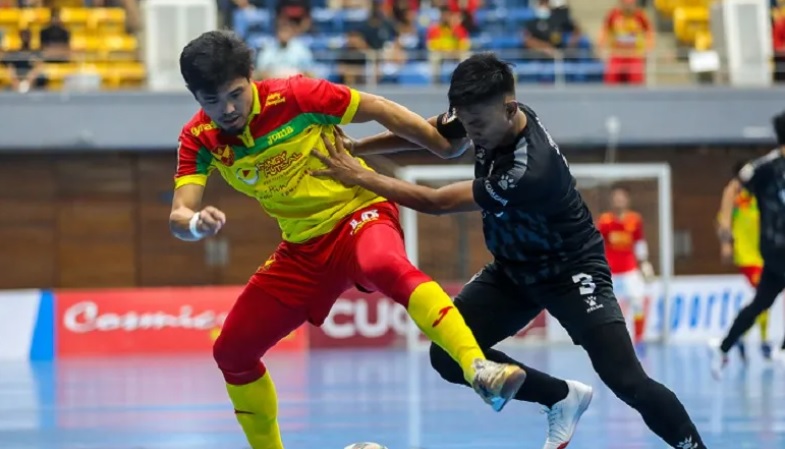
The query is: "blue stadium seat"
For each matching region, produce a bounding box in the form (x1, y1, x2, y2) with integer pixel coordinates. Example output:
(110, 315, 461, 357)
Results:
(488, 35, 523, 50)
(398, 62, 432, 85)
(506, 7, 534, 24)
(574, 60, 605, 83)
(233, 8, 272, 39)
(439, 61, 460, 83)
(308, 34, 347, 51)
(311, 8, 340, 34)
(511, 60, 541, 83)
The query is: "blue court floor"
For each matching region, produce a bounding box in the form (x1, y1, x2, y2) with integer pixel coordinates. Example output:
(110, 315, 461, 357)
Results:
(0, 343, 783, 449)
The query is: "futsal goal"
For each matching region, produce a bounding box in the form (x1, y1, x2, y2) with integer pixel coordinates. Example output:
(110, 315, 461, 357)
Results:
(395, 163, 674, 351)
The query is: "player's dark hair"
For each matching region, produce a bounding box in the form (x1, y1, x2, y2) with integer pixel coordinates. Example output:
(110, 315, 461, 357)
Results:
(773, 110, 785, 146)
(610, 184, 629, 194)
(179, 30, 253, 95)
(448, 53, 515, 107)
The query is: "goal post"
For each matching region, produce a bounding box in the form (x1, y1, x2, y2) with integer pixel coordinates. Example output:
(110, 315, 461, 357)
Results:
(395, 163, 674, 351)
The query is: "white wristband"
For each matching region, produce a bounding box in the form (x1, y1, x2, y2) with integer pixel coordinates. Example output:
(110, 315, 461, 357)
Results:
(188, 212, 206, 239)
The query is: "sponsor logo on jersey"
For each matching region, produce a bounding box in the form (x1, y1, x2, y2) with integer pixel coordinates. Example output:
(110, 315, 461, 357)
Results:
(265, 92, 286, 107)
(210, 144, 235, 166)
(267, 125, 294, 146)
(191, 122, 218, 137)
(258, 151, 303, 177)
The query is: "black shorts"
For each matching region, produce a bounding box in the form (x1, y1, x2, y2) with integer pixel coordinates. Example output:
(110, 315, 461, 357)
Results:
(453, 258, 625, 346)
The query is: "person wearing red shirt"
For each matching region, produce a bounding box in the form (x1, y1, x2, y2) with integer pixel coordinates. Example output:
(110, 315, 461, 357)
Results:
(598, 0, 654, 84)
(597, 186, 655, 343)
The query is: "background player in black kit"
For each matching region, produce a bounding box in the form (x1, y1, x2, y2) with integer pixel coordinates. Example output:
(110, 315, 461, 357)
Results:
(712, 111, 785, 377)
(312, 53, 707, 449)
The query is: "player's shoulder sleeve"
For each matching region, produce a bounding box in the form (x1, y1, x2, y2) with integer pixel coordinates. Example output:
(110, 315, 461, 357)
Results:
(435, 107, 468, 140)
(629, 212, 645, 239)
(288, 75, 360, 125)
(471, 139, 530, 210)
(174, 114, 215, 189)
(737, 149, 778, 192)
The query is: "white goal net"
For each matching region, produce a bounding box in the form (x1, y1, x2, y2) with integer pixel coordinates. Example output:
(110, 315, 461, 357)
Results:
(395, 163, 674, 351)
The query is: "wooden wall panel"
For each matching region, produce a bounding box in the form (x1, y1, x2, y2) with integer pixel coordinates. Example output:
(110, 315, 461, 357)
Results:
(136, 155, 219, 286)
(0, 155, 57, 288)
(55, 155, 137, 288)
(0, 146, 776, 289)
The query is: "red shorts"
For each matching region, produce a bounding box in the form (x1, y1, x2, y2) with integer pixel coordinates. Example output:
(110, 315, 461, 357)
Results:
(214, 201, 431, 383)
(604, 56, 646, 85)
(739, 265, 763, 287)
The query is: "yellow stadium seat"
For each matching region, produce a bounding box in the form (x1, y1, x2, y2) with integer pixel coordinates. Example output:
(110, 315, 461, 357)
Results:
(2, 31, 41, 50)
(104, 61, 146, 89)
(70, 33, 101, 53)
(19, 8, 51, 29)
(0, 8, 21, 34)
(60, 8, 90, 34)
(1, 32, 21, 51)
(90, 8, 126, 35)
(655, 0, 679, 17)
(0, 65, 11, 88)
(673, 7, 710, 45)
(101, 34, 137, 54)
(694, 29, 713, 51)
(675, 0, 712, 9)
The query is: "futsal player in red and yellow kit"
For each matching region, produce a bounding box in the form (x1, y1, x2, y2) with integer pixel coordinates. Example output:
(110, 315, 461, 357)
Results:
(169, 31, 526, 449)
(596, 186, 654, 343)
(719, 162, 771, 360)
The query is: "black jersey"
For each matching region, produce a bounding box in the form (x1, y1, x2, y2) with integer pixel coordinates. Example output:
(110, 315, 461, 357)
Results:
(738, 149, 785, 271)
(437, 103, 605, 284)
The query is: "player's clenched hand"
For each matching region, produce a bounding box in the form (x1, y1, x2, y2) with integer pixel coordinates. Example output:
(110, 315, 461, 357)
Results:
(196, 206, 226, 236)
(310, 131, 367, 186)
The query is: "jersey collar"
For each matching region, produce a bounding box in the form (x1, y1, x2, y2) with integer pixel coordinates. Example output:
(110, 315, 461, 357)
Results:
(238, 82, 262, 147)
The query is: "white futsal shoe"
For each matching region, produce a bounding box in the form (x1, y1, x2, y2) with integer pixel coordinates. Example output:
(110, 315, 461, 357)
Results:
(470, 359, 528, 412)
(541, 380, 593, 449)
(708, 338, 728, 380)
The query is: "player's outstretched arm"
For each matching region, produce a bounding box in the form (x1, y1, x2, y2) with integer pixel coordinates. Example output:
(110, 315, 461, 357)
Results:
(351, 92, 469, 159)
(311, 132, 479, 215)
(350, 115, 472, 159)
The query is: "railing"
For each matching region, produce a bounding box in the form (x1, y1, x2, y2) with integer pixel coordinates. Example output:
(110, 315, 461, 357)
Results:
(299, 47, 743, 87)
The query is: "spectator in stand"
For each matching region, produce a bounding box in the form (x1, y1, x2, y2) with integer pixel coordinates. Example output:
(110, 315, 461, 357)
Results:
(255, 18, 314, 79)
(523, 0, 584, 61)
(426, 7, 470, 82)
(219, 0, 267, 29)
(337, 1, 398, 84)
(774, 7, 785, 82)
(598, 0, 654, 85)
(328, 0, 369, 9)
(1, 29, 47, 92)
(276, 0, 312, 35)
(39, 8, 70, 63)
(432, 0, 482, 34)
(89, 0, 141, 32)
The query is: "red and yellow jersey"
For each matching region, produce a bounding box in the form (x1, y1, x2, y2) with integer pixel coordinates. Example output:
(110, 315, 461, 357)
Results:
(731, 189, 762, 267)
(603, 8, 650, 54)
(597, 211, 644, 274)
(174, 76, 386, 243)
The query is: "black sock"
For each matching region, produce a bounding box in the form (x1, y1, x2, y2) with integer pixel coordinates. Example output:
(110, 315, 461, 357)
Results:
(583, 323, 707, 448)
(484, 347, 569, 407)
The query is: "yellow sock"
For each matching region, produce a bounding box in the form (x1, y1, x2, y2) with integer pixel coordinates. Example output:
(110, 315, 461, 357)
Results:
(758, 310, 769, 341)
(225, 372, 284, 449)
(406, 281, 485, 382)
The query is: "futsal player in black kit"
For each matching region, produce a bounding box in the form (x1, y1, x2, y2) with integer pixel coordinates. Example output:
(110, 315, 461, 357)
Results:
(711, 110, 785, 377)
(311, 53, 707, 449)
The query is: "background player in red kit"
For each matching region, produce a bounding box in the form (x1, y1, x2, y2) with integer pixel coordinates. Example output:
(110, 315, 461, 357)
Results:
(597, 186, 655, 343)
(170, 31, 526, 449)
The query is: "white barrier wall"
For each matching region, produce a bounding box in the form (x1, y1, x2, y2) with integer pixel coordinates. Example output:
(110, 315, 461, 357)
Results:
(547, 275, 784, 344)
